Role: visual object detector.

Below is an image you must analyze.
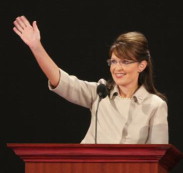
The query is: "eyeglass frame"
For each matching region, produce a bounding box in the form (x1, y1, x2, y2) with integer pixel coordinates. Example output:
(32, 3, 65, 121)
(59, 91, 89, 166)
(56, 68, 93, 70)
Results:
(107, 59, 138, 66)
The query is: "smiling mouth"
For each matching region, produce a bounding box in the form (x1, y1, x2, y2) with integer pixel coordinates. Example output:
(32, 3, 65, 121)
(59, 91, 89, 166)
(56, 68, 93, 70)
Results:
(114, 73, 126, 78)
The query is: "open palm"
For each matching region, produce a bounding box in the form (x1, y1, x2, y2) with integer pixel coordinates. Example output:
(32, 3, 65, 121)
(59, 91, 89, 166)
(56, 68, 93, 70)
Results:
(13, 16, 40, 47)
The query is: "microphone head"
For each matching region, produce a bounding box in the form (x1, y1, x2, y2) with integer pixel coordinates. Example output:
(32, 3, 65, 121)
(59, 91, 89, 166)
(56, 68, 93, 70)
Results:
(97, 84, 108, 99)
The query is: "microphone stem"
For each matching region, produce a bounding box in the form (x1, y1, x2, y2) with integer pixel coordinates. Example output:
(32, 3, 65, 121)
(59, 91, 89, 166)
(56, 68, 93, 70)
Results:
(95, 97, 102, 144)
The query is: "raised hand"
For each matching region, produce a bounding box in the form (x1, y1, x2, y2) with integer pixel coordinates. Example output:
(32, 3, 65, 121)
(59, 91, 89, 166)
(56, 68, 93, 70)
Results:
(13, 15, 60, 86)
(13, 16, 41, 48)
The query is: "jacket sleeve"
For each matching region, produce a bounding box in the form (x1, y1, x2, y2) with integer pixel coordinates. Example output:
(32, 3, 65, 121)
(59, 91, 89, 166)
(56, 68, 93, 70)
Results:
(146, 100, 169, 144)
(48, 69, 98, 109)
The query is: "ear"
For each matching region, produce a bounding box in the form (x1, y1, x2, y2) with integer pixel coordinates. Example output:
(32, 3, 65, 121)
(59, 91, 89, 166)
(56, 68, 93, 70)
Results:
(138, 60, 147, 73)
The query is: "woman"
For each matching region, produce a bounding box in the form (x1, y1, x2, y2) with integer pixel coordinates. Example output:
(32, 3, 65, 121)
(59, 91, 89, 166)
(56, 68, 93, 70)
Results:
(13, 16, 168, 144)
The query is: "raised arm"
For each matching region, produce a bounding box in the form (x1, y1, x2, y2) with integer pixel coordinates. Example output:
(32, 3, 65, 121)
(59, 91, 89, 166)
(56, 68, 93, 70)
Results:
(13, 16, 60, 87)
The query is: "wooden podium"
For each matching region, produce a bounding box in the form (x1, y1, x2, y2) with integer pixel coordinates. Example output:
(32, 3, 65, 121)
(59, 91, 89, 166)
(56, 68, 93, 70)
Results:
(7, 143, 183, 173)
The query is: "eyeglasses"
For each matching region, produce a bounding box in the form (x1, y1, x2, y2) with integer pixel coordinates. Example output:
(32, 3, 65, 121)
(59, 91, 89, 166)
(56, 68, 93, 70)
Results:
(107, 59, 138, 66)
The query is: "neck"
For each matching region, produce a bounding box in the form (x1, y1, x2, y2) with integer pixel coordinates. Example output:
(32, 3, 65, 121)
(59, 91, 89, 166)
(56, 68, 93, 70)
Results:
(118, 84, 139, 98)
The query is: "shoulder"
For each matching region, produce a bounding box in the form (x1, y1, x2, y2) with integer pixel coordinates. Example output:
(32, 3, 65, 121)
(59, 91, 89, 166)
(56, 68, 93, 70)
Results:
(148, 94, 167, 108)
(134, 85, 167, 107)
(144, 90, 168, 113)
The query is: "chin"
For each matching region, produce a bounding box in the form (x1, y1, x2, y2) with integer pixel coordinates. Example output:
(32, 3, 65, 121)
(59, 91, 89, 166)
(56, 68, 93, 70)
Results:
(114, 80, 126, 86)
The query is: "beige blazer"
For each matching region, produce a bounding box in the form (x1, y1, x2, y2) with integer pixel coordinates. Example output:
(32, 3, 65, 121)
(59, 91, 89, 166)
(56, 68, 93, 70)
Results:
(49, 69, 168, 144)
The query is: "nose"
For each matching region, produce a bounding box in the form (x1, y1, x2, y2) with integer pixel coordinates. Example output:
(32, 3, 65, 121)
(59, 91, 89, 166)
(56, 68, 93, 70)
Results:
(114, 62, 124, 69)
(111, 64, 124, 73)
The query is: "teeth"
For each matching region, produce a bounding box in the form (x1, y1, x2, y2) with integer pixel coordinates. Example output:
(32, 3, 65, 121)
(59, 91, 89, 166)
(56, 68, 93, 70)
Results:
(115, 73, 125, 77)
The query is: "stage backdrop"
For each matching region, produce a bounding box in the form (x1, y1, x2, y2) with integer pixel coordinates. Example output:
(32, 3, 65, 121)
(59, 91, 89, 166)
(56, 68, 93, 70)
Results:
(0, 0, 183, 172)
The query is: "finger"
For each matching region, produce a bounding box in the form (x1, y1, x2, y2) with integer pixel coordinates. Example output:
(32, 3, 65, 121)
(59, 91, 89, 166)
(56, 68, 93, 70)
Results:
(16, 17, 27, 29)
(13, 20, 24, 33)
(13, 27, 22, 37)
(20, 15, 31, 27)
(32, 21, 39, 32)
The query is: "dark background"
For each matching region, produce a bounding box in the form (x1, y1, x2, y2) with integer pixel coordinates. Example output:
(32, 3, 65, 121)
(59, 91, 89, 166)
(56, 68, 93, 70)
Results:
(0, 0, 183, 172)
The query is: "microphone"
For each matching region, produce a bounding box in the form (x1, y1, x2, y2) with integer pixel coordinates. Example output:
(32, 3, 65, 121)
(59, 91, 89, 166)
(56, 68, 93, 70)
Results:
(95, 79, 108, 144)
(97, 79, 108, 99)
(97, 84, 108, 99)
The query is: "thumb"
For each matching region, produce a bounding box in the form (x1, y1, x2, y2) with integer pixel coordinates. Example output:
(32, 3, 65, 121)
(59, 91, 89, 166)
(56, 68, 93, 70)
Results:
(32, 21, 39, 32)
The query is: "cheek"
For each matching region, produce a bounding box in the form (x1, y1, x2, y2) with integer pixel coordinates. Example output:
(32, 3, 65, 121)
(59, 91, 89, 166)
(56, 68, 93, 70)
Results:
(110, 66, 114, 74)
(130, 65, 140, 73)
(127, 67, 139, 77)
(131, 69, 140, 79)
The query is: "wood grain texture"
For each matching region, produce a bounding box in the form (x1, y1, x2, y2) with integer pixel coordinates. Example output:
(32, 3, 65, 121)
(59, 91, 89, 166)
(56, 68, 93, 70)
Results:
(7, 144, 183, 173)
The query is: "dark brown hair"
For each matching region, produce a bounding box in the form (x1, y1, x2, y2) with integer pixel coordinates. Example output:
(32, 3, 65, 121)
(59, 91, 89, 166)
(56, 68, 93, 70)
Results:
(107, 31, 167, 101)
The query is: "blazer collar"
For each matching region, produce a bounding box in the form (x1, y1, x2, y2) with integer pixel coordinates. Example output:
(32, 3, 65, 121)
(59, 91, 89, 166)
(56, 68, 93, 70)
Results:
(110, 85, 149, 104)
(133, 85, 149, 104)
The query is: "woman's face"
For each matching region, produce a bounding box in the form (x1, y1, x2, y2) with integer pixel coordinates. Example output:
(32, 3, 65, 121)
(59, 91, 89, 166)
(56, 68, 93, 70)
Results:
(110, 53, 146, 88)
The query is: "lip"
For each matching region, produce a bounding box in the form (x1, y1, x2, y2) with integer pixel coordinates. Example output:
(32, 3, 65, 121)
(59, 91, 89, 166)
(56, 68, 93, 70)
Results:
(114, 73, 126, 78)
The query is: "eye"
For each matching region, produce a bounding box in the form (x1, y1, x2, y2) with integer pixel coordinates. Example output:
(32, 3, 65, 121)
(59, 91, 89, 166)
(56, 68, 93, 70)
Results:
(111, 59, 117, 64)
(122, 59, 136, 65)
(122, 60, 131, 64)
